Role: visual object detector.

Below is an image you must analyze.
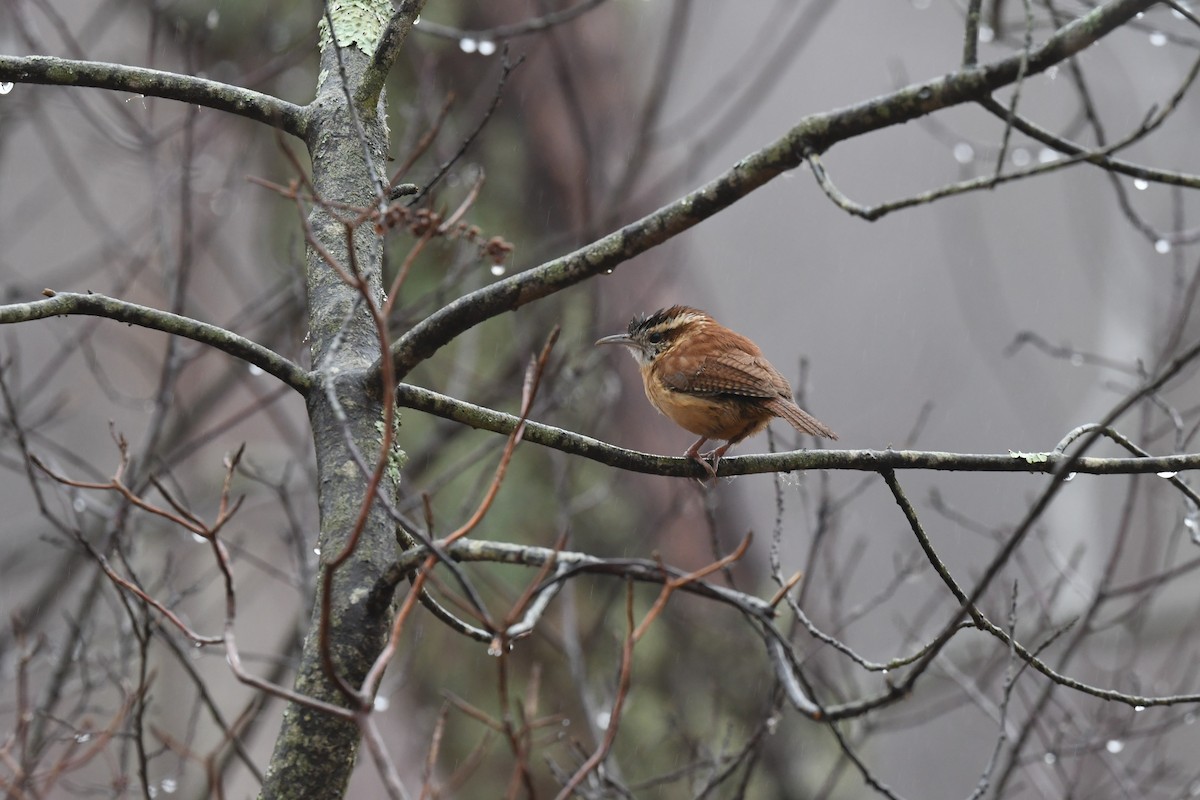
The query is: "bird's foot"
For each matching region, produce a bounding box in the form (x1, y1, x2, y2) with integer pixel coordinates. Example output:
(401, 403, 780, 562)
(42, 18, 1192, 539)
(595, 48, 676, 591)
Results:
(699, 449, 725, 476)
(689, 452, 719, 482)
(699, 443, 733, 480)
(684, 438, 718, 483)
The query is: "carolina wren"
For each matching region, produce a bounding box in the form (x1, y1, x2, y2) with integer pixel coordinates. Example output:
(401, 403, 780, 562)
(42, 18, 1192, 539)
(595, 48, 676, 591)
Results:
(596, 305, 837, 477)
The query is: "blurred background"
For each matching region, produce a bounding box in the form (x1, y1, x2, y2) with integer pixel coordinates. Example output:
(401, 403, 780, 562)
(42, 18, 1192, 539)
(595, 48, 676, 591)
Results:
(2, 0, 1199, 797)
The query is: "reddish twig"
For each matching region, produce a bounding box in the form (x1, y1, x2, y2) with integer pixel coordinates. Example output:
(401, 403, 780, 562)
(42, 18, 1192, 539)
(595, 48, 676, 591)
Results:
(554, 581, 637, 800)
(418, 702, 450, 800)
(359, 327, 561, 704)
(34, 439, 354, 720)
(555, 535, 753, 798)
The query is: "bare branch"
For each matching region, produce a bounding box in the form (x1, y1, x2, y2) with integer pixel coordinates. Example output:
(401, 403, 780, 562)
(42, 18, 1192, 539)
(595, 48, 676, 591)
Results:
(407, 47, 525, 207)
(382, 0, 1159, 380)
(395, 382, 1200, 478)
(888, 333, 1200, 705)
(357, 0, 429, 112)
(413, 0, 611, 42)
(0, 54, 307, 136)
(0, 292, 310, 393)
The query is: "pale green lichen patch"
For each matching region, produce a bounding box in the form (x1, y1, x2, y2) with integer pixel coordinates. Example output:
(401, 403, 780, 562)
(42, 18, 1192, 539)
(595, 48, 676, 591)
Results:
(375, 417, 407, 488)
(45, 64, 78, 83)
(317, 0, 390, 56)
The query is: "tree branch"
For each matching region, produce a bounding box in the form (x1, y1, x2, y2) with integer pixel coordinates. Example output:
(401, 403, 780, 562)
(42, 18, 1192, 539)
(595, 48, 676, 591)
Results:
(805, 50, 1200, 222)
(0, 55, 308, 137)
(380, 0, 1158, 381)
(378, 537, 774, 622)
(395, 383, 1200, 479)
(412, 0, 610, 42)
(0, 292, 310, 394)
(888, 332, 1200, 704)
(356, 0, 428, 112)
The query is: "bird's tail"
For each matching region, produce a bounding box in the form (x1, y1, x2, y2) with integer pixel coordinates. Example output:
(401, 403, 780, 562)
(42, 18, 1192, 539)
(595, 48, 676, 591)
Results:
(764, 398, 838, 440)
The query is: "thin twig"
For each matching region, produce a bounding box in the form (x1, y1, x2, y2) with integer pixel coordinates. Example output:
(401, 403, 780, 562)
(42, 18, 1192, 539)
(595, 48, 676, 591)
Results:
(408, 47, 525, 207)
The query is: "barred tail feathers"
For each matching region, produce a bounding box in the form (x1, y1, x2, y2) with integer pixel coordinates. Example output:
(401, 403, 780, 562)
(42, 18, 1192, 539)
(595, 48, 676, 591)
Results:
(763, 398, 837, 440)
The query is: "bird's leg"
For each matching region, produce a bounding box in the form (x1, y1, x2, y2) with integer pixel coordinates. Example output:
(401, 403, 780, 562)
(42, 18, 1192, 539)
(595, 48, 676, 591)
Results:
(684, 436, 717, 479)
(704, 441, 735, 476)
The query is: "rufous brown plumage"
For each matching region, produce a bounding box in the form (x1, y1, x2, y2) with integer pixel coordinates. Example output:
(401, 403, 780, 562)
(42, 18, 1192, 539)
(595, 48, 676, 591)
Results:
(596, 305, 836, 477)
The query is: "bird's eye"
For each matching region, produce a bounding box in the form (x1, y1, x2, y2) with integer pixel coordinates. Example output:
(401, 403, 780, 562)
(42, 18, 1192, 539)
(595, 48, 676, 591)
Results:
(646, 331, 663, 344)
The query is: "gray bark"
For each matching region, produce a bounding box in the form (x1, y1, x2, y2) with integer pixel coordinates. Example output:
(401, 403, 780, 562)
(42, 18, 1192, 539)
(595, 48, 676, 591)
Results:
(259, 8, 398, 798)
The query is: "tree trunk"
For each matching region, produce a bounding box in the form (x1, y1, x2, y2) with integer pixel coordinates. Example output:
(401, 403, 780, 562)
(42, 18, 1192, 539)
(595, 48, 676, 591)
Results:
(259, 4, 398, 797)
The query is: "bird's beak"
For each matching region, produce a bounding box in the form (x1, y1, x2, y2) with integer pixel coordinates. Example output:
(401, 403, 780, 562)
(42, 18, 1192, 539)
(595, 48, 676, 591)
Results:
(594, 333, 634, 348)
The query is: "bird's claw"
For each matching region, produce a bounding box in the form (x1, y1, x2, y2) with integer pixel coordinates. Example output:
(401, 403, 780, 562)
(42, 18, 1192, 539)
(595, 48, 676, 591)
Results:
(688, 451, 721, 482)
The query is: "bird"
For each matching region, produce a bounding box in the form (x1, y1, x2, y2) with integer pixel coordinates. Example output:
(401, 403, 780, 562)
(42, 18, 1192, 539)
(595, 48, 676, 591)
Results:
(596, 305, 837, 478)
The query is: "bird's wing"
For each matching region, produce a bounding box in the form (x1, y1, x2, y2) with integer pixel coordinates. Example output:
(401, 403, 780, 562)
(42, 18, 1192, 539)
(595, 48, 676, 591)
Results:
(658, 348, 791, 399)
